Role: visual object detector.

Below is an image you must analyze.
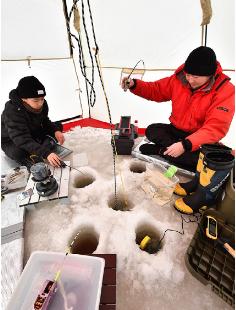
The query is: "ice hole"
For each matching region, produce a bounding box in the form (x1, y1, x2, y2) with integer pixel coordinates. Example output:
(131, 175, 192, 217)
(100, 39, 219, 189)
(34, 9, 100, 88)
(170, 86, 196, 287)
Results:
(129, 161, 146, 173)
(135, 223, 163, 254)
(108, 193, 133, 211)
(69, 227, 99, 255)
(73, 173, 95, 188)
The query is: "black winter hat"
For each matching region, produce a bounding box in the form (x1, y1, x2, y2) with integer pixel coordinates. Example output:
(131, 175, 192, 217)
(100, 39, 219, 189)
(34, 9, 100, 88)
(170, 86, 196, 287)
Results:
(16, 76, 46, 98)
(184, 46, 217, 76)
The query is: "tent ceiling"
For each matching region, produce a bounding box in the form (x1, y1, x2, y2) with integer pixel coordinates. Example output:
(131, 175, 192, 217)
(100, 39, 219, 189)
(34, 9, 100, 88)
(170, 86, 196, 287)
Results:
(1, 0, 71, 60)
(76, 0, 234, 69)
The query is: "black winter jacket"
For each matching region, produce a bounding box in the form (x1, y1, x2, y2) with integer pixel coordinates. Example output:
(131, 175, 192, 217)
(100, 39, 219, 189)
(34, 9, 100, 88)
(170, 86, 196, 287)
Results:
(1, 89, 62, 158)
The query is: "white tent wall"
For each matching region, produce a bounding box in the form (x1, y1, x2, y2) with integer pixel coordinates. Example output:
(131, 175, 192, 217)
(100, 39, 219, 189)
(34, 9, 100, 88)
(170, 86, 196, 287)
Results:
(73, 0, 235, 146)
(1, 0, 85, 120)
(207, 0, 235, 69)
(1, 59, 83, 120)
(76, 0, 234, 68)
(1, 0, 71, 59)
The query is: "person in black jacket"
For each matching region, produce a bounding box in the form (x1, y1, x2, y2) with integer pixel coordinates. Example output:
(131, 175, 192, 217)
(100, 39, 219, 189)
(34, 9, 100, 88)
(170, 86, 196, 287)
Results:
(1, 76, 65, 168)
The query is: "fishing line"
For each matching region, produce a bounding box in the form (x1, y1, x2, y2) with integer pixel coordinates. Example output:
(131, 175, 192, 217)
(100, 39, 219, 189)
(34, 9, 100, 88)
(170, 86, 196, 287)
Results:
(60, 161, 85, 175)
(53, 232, 81, 283)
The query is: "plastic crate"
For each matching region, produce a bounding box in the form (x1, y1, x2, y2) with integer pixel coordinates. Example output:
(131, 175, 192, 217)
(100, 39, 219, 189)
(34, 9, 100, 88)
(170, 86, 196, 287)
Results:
(216, 168, 235, 226)
(185, 209, 235, 307)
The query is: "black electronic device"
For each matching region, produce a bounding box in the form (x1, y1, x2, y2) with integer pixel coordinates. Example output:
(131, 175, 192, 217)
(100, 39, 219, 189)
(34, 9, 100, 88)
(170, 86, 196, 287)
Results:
(206, 215, 217, 240)
(53, 144, 73, 159)
(118, 116, 132, 136)
(113, 116, 138, 155)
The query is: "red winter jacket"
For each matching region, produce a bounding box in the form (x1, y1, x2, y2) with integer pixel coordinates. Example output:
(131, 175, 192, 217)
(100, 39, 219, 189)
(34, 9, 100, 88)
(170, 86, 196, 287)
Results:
(130, 62, 235, 151)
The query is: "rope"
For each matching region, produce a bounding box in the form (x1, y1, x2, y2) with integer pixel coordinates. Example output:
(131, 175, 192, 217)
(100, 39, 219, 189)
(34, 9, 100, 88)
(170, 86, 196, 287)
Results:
(84, 0, 119, 206)
(68, 1, 96, 115)
(72, 2, 92, 113)
(81, 0, 96, 107)
(204, 24, 208, 46)
(200, 0, 213, 26)
(95, 51, 118, 205)
(62, 0, 93, 116)
(73, 5, 81, 33)
(72, 55, 84, 117)
(200, 0, 211, 46)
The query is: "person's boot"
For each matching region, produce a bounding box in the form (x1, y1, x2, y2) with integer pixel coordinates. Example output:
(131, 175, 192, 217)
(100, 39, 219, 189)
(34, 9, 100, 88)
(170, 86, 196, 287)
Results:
(174, 144, 232, 196)
(174, 151, 235, 214)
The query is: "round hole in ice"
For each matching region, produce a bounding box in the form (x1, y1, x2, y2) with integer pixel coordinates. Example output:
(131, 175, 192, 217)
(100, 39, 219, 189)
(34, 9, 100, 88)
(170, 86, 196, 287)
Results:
(69, 227, 99, 255)
(135, 223, 163, 254)
(129, 161, 146, 173)
(73, 173, 95, 188)
(108, 193, 133, 211)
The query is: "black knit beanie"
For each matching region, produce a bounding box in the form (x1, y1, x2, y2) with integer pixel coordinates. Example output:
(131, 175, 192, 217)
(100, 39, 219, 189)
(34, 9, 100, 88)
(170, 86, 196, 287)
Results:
(184, 46, 217, 76)
(16, 76, 46, 98)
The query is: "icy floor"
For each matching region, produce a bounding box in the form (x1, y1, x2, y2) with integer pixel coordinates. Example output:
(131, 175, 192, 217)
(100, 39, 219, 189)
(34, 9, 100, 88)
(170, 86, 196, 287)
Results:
(23, 127, 231, 310)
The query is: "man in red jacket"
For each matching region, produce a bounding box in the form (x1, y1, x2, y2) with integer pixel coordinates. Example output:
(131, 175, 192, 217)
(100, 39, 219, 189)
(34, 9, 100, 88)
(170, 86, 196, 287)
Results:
(121, 46, 235, 172)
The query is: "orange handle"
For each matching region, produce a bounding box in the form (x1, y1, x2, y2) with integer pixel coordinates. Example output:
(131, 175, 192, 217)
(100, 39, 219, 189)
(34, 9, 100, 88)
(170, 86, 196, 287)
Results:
(224, 243, 235, 258)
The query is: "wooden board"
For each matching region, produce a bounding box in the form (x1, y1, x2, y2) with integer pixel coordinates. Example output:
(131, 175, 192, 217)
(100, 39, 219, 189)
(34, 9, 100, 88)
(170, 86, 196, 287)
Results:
(91, 254, 116, 309)
(19, 161, 70, 207)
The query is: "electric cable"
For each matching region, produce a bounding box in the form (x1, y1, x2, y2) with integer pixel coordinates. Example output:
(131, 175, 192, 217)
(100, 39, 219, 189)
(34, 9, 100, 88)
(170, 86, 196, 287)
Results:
(155, 213, 201, 251)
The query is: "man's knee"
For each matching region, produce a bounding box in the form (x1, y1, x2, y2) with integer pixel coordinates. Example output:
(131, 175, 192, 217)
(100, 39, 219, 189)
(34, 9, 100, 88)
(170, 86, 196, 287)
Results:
(146, 123, 170, 142)
(146, 123, 162, 140)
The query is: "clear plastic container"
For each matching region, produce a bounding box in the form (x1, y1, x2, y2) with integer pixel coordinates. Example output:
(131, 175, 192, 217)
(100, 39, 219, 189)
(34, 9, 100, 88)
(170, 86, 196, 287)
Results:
(2, 166, 28, 191)
(7, 251, 105, 310)
(142, 165, 179, 206)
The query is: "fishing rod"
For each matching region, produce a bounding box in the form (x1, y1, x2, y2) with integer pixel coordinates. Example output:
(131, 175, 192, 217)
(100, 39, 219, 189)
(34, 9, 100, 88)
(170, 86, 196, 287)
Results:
(60, 160, 85, 175)
(124, 59, 145, 91)
(33, 232, 81, 310)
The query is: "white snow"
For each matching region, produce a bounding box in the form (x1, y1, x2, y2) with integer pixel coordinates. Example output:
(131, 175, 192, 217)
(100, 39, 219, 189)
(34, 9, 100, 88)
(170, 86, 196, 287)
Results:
(22, 127, 231, 310)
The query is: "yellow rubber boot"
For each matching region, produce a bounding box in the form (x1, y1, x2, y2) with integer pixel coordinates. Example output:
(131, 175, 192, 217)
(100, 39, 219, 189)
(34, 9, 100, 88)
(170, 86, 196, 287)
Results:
(174, 197, 194, 214)
(174, 144, 232, 197)
(174, 152, 234, 214)
(174, 183, 188, 196)
(174, 151, 204, 196)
